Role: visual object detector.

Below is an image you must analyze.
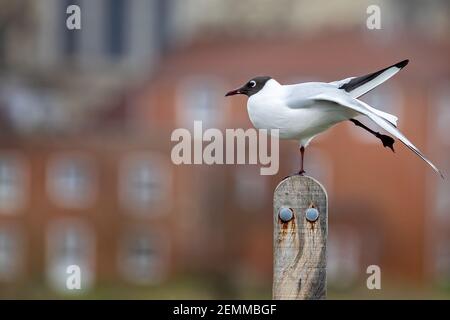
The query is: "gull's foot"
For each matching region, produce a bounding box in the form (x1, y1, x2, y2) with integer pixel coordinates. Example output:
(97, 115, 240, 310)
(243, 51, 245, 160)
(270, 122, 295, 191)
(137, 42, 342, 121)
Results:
(282, 170, 305, 180)
(377, 133, 395, 152)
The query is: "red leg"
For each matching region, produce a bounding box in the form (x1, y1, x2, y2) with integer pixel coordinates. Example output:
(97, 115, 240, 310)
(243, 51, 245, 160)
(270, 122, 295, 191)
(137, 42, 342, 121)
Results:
(299, 146, 305, 175)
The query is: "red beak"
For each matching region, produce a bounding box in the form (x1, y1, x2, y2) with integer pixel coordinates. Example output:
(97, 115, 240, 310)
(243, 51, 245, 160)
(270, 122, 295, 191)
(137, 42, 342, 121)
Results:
(225, 88, 241, 97)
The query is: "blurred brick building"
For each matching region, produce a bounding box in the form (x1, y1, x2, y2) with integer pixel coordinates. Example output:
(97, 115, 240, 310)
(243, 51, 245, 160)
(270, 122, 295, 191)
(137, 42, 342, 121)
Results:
(0, 0, 449, 298)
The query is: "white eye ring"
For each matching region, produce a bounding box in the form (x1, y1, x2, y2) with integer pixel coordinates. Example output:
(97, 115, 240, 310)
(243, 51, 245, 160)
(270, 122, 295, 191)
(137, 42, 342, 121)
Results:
(249, 80, 256, 88)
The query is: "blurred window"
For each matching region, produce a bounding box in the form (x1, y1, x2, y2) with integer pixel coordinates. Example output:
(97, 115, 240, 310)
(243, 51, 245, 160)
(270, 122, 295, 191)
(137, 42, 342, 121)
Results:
(46, 219, 95, 292)
(118, 230, 167, 285)
(432, 84, 450, 220)
(0, 154, 27, 214)
(1, 84, 67, 133)
(119, 153, 172, 215)
(176, 76, 225, 126)
(0, 228, 23, 281)
(107, 0, 126, 57)
(47, 154, 97, 209)
(62, 0, 79, 56)
(154, 0, 170, 52)
(434, 85, 450, 147)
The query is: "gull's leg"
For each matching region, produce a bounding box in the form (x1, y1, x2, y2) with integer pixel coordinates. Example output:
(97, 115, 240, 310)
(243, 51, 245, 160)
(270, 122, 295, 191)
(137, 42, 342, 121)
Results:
(349, 119, 395, 152)
(280, 146, 306, 180)
(299, 146, 305, 175)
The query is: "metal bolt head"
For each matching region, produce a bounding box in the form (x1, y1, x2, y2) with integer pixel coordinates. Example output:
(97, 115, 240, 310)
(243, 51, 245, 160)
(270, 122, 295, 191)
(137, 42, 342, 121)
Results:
(305, 208, 319, 222)
(279, 207, 294, 222)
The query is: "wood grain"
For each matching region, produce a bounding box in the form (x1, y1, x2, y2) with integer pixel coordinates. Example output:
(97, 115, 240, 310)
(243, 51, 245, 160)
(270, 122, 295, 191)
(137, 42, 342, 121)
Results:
(273, 175, 328, 300)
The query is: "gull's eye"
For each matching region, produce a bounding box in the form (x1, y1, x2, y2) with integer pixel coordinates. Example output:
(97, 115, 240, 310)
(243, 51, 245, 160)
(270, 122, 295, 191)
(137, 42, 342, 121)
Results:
(248, 80, 256, 88)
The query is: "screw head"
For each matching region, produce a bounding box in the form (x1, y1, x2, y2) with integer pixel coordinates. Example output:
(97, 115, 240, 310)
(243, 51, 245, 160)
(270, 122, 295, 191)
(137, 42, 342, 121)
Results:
(305, 208, 319, 222)
(279, 207, 294, 222)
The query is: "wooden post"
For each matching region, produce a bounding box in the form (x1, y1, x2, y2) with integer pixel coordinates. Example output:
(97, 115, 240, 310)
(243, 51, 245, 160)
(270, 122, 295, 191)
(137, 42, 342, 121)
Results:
(273, 175, 328, 300)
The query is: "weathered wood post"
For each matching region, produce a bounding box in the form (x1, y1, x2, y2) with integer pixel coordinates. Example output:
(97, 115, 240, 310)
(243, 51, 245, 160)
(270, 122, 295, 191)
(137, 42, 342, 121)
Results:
(273, 175, 328, 299)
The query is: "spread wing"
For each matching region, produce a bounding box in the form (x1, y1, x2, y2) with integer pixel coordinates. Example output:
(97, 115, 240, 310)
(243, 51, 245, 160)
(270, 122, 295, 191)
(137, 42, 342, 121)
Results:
(301, 91, 443, 178)
(330, 60, 409, 98)
(284, 82, 397, 126)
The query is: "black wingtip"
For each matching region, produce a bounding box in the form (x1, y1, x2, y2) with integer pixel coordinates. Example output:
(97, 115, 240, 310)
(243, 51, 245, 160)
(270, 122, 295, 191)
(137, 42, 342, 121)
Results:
(395, 59, 409, 69)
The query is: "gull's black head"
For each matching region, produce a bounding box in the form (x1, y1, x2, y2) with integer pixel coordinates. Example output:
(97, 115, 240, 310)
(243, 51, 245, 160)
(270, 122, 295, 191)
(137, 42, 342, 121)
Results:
(225, 76, 272, 97)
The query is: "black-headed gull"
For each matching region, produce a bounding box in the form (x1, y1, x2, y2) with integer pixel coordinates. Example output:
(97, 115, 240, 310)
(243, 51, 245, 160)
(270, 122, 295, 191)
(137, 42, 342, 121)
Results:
(226, 60, 443, 178)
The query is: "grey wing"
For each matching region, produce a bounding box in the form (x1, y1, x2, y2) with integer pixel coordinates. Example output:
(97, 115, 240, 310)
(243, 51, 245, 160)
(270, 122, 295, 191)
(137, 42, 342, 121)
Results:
(285, 82, 398, 126)
(283, 82, 339, 109)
